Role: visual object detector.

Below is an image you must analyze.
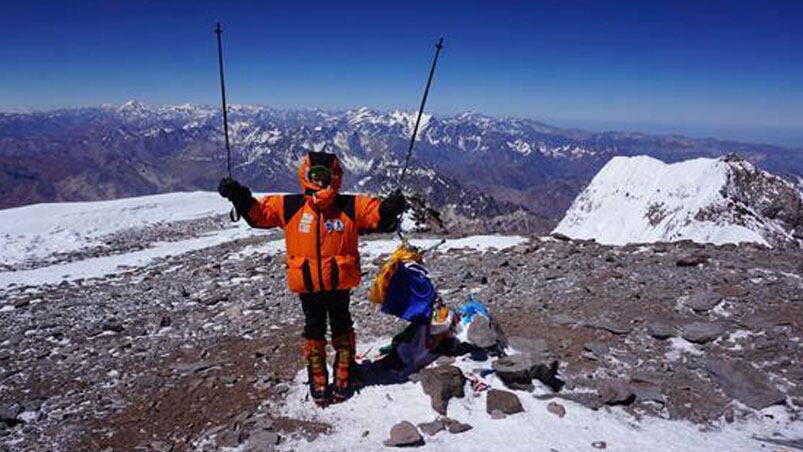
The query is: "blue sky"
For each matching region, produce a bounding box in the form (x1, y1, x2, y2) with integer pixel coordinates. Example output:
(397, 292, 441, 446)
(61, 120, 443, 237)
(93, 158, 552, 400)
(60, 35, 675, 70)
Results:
(2, 0, 802, 145)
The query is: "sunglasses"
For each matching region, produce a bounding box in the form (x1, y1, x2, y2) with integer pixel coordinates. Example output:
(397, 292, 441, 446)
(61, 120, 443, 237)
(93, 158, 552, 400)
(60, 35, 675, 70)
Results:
(308, 165, 332, 184)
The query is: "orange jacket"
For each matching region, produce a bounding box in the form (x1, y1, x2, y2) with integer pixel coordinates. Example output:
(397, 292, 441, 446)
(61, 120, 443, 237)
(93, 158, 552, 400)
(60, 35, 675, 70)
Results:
(245, 152, 382, 293)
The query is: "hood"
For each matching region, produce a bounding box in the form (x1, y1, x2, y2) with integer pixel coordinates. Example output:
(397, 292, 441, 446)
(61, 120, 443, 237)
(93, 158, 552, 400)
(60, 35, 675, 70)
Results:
(298, 151, 343, 193)
(298, 152, 343, 210)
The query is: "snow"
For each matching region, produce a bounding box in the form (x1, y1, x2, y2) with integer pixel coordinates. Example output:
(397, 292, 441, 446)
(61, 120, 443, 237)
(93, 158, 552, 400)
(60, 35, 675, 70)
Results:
(278, 340, 801, 452)
(0, 225, 259, 288)
(358, 235, 528, 258)
(553, 156, 770, 246)
(0, 192, 526, 289)
(0, 192, 236, 265)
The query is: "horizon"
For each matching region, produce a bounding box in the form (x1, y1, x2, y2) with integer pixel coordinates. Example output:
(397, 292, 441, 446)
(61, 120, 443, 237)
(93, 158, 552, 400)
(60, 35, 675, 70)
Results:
(4, 98, 802, 149)
(4, 0, 803, 147)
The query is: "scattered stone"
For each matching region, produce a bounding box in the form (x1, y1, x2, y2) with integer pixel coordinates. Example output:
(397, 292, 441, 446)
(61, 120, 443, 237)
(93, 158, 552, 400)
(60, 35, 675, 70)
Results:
(217, 428, 244, 447)
(547, 401, 566, 418)
(492, 354, 538, 391)
(583, 342, 609, 359)
(467, 315, 504, 349)
(0, 403, 22, 426)
(646, 322, 675, 339)
(383, 421, 424, 448)
(159, 315, 172, 328)
(682, 292, 722, 312)
(202, 294, 228, 306)
(102, 319, 124, 333)
(598, 381, 636, 406)
(706, 359, 786, 409)
(629, 381, 664, 403)
(676, 254, 709, 267)
(681, 322, 725, 344)
(12, 299, 30, 309)
(446, 420, 472, 434)
(592, 440, 607, 449)
(416, 420, 444, 436)
(551, 232, 572, 241)
(486, 389, 524, 415)
(145, 440, 172, 452)
(584, 319, 632, 335)
(244, 430, 280, 451)
(419, 365, 466, 415)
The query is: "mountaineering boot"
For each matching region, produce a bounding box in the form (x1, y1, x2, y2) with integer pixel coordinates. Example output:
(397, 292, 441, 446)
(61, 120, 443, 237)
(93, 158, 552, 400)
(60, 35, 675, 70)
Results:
(331, 332, 357, 402)
(303, 338, 329, 407)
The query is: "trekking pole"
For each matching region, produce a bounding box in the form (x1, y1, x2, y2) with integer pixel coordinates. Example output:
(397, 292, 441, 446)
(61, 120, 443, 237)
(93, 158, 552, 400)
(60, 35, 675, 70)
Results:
(396, 37, 444, 242)
(397, 37, 444, 188)
(215, 22, 240, 222)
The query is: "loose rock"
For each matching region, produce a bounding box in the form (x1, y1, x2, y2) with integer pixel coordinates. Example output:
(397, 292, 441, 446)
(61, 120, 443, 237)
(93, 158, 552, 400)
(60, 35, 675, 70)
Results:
(383, 421, 424, 448)
(705, 359, 785, 409)
(681, 322, 725, 344)
(598, 381, 636, 406)
(417, 420, 444, 437)
(486, 389, 524, 415)
(419, 365, 466, 415)
(547, 401, 566, 418)
(646, 322, 675, 339)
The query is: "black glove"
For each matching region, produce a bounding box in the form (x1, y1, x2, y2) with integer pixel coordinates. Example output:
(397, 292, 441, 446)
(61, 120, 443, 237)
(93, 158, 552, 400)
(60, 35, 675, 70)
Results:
(217, 177, 255, 216)
(378, 189, 407, 232)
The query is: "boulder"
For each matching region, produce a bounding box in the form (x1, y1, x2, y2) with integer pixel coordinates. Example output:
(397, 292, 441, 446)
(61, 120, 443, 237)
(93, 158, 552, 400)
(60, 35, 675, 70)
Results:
(383, 421, 424, 447)
(681, 322, 725, 344)
(492, 354, 537, 390)
(486, 389, 524, 415)
(466, 315, 505, 349)
(705, 359, 786, 409)
(419, 365, 466, 415)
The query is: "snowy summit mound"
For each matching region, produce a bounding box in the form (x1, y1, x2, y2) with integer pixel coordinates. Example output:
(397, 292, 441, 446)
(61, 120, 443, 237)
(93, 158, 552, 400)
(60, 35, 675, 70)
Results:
(554, 155, 803, 247)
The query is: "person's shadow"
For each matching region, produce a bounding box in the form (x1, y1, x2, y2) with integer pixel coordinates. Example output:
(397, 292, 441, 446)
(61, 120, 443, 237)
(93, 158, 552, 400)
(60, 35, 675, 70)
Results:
(353, 337, 497, 387)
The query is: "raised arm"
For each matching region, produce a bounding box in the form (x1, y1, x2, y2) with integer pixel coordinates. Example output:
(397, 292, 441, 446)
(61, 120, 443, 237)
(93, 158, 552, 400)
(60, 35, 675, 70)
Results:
(218, 178, 282, 229)
(356, 190, 407, 234)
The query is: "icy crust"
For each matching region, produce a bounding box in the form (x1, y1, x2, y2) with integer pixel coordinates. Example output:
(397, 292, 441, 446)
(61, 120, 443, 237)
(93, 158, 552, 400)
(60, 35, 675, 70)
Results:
(0, 192, 236, 265)
(276, 341, 800, 452)
(554, 155, 802, 247)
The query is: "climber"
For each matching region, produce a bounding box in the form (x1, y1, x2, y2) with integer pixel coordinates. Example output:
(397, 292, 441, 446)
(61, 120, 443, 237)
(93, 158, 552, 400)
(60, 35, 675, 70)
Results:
(218, 151, 406, 406)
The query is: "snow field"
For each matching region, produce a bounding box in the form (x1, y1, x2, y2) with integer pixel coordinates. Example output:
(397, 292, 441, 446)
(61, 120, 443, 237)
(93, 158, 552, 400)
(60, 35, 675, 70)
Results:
(278, 341, 801, 452)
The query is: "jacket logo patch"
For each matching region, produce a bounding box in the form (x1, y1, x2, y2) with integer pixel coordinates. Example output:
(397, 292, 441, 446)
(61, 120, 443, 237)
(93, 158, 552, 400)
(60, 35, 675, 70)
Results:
(324, 219, 344, 232)
(299, 213, 314, 233)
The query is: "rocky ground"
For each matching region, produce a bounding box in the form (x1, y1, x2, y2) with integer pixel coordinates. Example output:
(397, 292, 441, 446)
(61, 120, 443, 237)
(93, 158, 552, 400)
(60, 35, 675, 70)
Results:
(0, 225, 802, 451)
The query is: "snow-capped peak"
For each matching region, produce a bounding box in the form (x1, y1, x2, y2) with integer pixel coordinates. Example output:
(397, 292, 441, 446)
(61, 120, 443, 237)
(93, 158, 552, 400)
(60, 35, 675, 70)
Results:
(553, 155, 802, 247)
(117, 99, 150, 115)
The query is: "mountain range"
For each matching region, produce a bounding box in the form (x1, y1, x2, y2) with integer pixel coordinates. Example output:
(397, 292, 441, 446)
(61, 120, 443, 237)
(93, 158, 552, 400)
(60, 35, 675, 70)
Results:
(1, 101, 802, 232)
